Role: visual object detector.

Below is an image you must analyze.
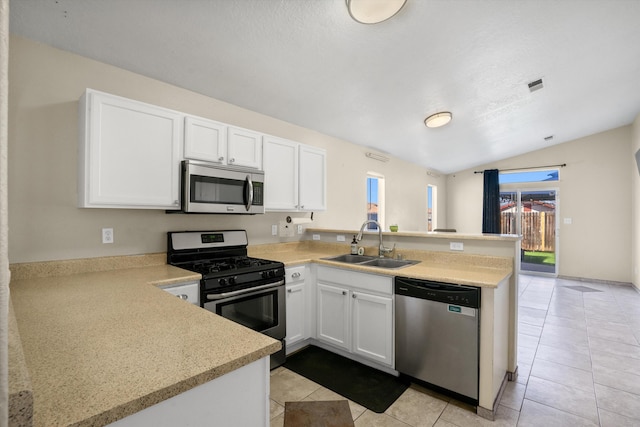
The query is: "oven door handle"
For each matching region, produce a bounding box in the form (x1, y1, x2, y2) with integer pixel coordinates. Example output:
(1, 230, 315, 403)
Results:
(205, 280, 284, 300)
(245, 175, 254, 212)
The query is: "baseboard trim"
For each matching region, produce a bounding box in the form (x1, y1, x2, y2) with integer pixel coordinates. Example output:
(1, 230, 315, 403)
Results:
(477, 372, 509, 421)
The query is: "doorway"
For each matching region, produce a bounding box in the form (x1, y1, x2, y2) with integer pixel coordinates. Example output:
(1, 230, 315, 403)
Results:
(500, 189, 558, 275)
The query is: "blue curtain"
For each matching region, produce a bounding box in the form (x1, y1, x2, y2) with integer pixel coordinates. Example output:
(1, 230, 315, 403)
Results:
(482, 169, 500, 234)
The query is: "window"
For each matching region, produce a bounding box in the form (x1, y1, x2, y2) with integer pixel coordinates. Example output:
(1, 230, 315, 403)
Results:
(499, 169, 559, 184)
(427, 185, 437, 231)
(366, 174, 385, 230)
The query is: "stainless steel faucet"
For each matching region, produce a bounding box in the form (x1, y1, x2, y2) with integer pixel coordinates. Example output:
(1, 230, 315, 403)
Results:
(356, 220, 393, 257)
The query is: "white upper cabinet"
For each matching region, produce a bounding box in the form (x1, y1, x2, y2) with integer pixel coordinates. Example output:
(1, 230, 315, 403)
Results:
(298, 144, 327, 211)
(78, 89, 182, 210)
(184, 117, 262, 170)
(184, 116, 227, 164)
(263, 136, 298, 210)
(227, 126, 263, 169)
(263, 136, 326, 212)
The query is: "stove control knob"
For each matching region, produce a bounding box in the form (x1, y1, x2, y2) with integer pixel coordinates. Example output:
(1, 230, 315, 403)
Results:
(261, 271, 269, 279)
(269, 270, 276, 278)
(219, 278, 227, 286)
(228, 277, 237, 285)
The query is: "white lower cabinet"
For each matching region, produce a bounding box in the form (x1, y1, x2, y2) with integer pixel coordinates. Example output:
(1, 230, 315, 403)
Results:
(351, 291, 393, 364)
(316, 267, 394, 367)
(285, 265, 311, 352)
(159, 281, 200, 306)
(317, 283, 350, 351)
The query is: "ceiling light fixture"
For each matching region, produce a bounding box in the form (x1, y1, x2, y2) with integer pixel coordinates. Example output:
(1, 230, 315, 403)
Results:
(424, 112, 452, 128)
(346, 0, 407, 24)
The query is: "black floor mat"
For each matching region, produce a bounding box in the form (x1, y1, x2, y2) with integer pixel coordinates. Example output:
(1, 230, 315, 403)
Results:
(283, 345, 409, 413)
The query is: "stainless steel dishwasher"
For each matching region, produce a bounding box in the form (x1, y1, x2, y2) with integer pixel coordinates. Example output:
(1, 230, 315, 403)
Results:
(395, 276, 480, 404)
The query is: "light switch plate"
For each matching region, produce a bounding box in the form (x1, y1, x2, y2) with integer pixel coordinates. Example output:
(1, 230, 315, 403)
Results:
(312, 234, 321, 241)
(337, 235, 346, 242)
(271, 225, 278, 236)
(564, 218, 572, 224)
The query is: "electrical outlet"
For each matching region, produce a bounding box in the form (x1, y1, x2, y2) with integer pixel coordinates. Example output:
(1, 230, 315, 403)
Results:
(313, 234, 321, 241)
(297, 224, 303, 234)
(271, 225, 278, 236)
(102, 228, 114, 244)
(564, 218, 572, 225)
(337, 235, 346, 242)
(450, 242, 463, 251)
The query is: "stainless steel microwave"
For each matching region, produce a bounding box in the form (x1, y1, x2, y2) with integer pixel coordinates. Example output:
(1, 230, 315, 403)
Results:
(181, 160, 265, 214)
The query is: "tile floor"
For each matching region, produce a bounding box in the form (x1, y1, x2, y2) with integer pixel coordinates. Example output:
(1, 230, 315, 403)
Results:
(269, 274, 640, 426)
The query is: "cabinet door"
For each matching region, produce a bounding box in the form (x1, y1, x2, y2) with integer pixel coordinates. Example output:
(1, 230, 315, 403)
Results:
(286, 282, 306, 346)
(160, 281, 200, 306)
(79, 89, 182, 209)
(184, 116, 227, 164)
(352, 292, 393, 366)
(263, 136, 298, 210)
(316, 283, 350, 351)
(227, 126, 263, 169)
(298, 145, 326, 211)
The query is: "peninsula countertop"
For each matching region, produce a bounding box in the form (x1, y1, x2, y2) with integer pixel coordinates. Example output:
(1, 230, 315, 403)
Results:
(9, 264, 280, 427)
(249, 241, 513, 288)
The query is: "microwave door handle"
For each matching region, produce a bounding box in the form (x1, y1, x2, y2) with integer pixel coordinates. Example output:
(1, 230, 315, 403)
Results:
(245, 175, 254, 211)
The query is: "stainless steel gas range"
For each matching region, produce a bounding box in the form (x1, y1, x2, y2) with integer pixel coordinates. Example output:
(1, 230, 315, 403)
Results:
(167, 230, 286, 368)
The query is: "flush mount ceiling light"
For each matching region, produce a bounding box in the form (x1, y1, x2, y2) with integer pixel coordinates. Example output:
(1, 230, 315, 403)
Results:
(346, 0, 407, 24)
(424, 112, 452, 128)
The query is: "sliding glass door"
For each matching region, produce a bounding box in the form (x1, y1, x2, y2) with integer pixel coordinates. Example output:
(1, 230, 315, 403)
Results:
(500, 189, 558, 275)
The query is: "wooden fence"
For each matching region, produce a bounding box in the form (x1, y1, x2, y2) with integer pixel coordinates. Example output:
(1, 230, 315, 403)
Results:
(501, 212, 556, 252)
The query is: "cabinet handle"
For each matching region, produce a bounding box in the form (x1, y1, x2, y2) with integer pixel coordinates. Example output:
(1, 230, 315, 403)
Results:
(300, 205, 305, 209)
(177, 294, 188, 300)
(287, 289, 293, 293)
(218, 156, 224, 161)
(342, 291, 347, 296)
(229, 158, 235, 163)
(173, 200, 179, 205)
(352, 293, 357, 299)
(292, 272, 301, 278)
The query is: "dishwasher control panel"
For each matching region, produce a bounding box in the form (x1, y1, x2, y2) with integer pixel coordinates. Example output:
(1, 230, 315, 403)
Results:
(394, 277, 480, 309)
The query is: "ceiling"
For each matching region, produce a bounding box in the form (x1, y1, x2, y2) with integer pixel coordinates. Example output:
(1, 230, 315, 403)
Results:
(9, 0, 640, 174)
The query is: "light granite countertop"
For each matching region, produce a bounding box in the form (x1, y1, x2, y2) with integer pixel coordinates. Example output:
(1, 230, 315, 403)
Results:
(9, 264, 281, 427)
(8, 241, 512, 426)
(249, 241, 513, 288)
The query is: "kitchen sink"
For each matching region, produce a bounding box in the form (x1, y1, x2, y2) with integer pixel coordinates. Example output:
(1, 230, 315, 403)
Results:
(322, 254, 420, 269)
(360, 258, 420, 269)
(322, 254, 376, 264)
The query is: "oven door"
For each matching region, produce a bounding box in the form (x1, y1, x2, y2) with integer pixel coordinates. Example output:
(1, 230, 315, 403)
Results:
(203, 281, 286, 369)
(203, 281, 285, 339)
(182, 161, 264, 214)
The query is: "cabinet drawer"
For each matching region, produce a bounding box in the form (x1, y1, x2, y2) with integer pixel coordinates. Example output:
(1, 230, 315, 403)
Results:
(317, 267, 392, 295)
(285, 265, 306, 283)
(160, 281, 200, 305)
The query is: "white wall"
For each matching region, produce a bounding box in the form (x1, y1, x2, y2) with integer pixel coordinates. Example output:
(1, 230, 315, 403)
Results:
(447, 126, 633, 283)
(1, 0, 9, 423)
(632, 113, 640, 290)
(8, 36, 445, 263)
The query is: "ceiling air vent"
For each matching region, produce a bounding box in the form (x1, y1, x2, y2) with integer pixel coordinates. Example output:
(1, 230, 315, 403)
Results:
(528, 78, 544, 92)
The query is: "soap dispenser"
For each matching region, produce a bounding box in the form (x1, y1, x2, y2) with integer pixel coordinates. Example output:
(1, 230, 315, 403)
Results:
(350, 235, 358, 255)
